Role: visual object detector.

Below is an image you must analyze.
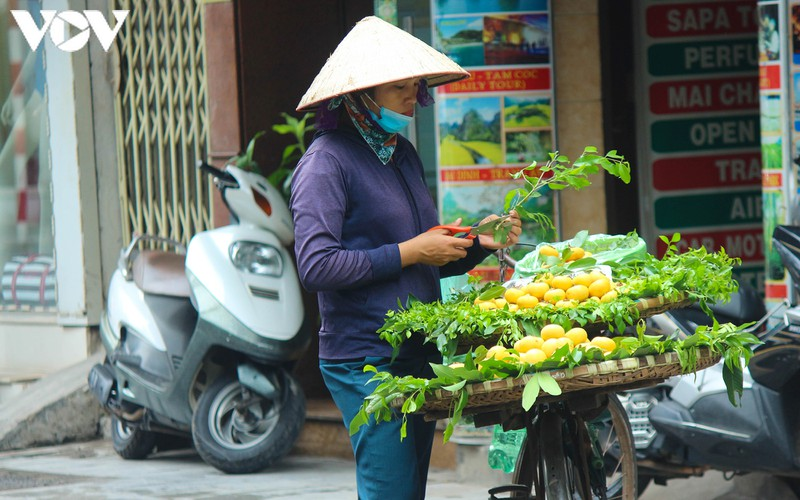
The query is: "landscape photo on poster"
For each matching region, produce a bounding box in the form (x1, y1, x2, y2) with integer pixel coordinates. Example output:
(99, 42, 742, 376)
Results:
(433, 13, 550, 67)
(503, 95, 552, 164)
(759, 93, 782, 134)
(434, 15, 486, 67)
(437, 95, 502, 166)
(483, 13, 550, 66)
(758, 3, 779, 62)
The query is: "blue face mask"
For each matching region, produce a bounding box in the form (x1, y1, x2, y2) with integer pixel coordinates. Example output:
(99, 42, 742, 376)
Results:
(367, 106, 413, 134)
(363, 94, 413, 134)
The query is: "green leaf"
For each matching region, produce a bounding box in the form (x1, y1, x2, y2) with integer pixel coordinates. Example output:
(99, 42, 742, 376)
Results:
(722, 360, 743, 406)
(442, 380, 467, 392)
(272, 124, 295, 135)
(478, 284, 506, 301)
(431, 364, 458, 381)
(348, 409, 368, 436)
(536, 372, 562, 397)
(522, 377, 541, 411)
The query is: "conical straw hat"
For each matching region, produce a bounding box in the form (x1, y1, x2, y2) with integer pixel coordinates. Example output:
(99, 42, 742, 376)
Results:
(296, 16, 469, 111)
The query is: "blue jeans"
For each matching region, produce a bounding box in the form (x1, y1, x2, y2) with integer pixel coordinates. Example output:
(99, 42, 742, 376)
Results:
(320, 355, 437, 500)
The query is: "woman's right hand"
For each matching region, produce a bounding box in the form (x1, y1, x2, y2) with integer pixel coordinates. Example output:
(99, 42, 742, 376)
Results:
(398, 226, 474, 267)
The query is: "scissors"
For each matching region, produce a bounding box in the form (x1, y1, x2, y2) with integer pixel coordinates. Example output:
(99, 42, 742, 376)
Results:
(428, 214, 512, 239)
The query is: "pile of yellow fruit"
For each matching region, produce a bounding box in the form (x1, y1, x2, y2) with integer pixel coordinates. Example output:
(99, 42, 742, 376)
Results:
(473, 324, 617, 367)
(475, 268, 619, 311)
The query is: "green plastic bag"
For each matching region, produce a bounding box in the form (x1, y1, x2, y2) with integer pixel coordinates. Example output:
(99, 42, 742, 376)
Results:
(513, 231, 647, 279)
(440, 274, 471, 303)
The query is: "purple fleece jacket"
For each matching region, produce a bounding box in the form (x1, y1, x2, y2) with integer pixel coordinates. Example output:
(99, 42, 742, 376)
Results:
(289, 127, 490, 360)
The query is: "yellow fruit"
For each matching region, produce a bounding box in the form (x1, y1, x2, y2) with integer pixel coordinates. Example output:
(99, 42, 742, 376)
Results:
(551, 275, 574, 291)
(590, 336, 616, 352)
(543, 288, 566, 304)
(588, 277, 612, 298)
(504, 287, 526, 304)
(526, 281, 550, 299)
(600, 290, 619, 303)
(565, 327, 588, 345)
(555, 337, 575, 350)
(566, 247, 585, 261)
(540, 324, 566, 340)
(572, 273, 594, 287)
(478, 301, 498, 310)
(514, 335, 544, 353)
(555, 299, 577, 309)
(589, 270, 607, 282)
(565, 284, 590, 302)
(520, 349, 547, 364)
(541, 338, 560, 357)
(486, 345, 507, 359)
(494, 298, 508, 309)
(516, 294, 540, 309)
(508, 304, 519, 312)
(539, 245, 559, 257)
(503, 351, 519, 361)
(585, 251, 593, 257)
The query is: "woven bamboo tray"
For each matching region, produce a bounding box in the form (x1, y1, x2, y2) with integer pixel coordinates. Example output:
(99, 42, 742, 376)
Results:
(455, 293, 695, 353)
(407, 347, 719, 414)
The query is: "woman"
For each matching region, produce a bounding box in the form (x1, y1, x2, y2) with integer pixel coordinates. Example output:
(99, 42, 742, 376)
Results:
(290, 16, 522, 499)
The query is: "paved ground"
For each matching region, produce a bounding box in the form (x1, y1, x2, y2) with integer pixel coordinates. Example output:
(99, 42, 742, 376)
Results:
(0, 438, 796, 499)
(0, 439, 508, 499)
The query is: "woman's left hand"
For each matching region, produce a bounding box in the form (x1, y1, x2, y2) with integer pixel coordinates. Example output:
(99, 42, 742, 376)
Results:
(477, 210, 522, 250)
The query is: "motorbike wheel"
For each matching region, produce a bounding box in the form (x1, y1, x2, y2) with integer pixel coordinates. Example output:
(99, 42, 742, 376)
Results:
(191, 369, 305, 474)
(110, 416, 156, 459)
(513, 395, 637, 499)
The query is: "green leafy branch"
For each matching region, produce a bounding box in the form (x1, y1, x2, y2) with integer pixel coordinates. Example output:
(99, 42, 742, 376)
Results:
(492, 147, 631, 239)
(267, 112, 315, 198)
(356, 322, 760, 443)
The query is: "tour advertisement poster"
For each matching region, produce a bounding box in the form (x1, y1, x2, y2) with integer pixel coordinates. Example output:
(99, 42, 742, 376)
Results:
(431, 0, 554, 280)
(759, 0, 789, 300)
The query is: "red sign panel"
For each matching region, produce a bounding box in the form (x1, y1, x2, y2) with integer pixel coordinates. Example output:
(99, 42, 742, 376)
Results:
(759, 64, 780, 90)
(766, 282, 788, 300)
(439, 67, 551, 93)
(652, 152, 761, 190)
(646, 1, 758, 38)
(655, 227, 764, 262)
(649, 76, 758, 114)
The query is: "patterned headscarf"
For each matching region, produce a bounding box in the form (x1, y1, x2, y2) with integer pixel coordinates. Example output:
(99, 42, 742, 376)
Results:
(341, 95, 397, 164)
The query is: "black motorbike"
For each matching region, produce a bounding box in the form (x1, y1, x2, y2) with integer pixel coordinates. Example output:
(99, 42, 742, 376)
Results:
(620, 225, 800, 494)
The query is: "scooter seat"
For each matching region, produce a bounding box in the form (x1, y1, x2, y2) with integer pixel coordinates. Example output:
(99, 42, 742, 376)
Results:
(132, 250, 191, 298)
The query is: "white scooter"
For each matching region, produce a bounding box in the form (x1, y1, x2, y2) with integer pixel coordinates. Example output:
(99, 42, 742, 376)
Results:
(88, 161, 309, 474)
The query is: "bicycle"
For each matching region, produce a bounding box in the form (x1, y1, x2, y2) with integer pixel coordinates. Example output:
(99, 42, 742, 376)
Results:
(482, 250, 639, 499)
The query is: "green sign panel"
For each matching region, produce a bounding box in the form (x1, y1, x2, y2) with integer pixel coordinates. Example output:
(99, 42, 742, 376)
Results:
(648, 38, 757, 76)
(651, 115, 760, 153)
(654, 190, 762, 229)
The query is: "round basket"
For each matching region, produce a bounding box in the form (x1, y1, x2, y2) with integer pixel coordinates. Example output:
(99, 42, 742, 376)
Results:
(412, 347, 719, 413)
(454, 293, 695, 354)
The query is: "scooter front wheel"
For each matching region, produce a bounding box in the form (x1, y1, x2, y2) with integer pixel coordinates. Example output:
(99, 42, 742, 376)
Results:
(191, 369, 306, 474)
(110, 416, 156, 459)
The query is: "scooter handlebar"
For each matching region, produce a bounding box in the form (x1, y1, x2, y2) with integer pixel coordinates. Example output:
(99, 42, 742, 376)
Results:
(197, 160, 239, 188)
